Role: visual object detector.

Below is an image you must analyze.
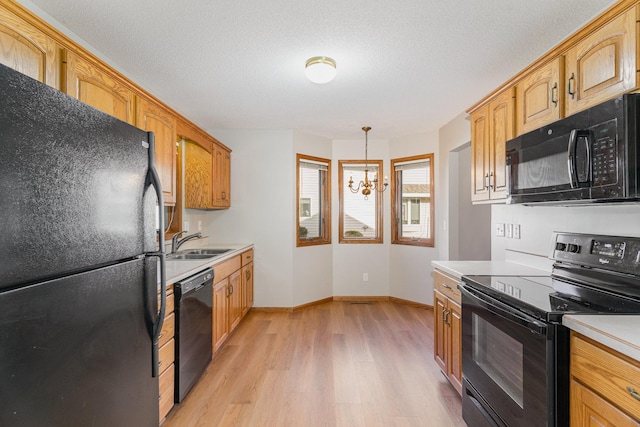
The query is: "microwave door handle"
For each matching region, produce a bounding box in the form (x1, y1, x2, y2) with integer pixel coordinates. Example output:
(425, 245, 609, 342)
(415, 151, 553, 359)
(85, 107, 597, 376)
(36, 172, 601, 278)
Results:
(568, 129, 578, 188)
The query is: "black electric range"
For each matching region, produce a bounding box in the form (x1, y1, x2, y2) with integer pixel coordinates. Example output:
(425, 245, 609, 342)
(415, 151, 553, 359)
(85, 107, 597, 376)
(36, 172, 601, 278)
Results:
(459, 232, 640, 427)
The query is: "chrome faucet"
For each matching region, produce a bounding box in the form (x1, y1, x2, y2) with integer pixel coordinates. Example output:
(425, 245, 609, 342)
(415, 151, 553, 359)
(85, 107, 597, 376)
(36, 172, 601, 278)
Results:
(171, 231, 202, 253)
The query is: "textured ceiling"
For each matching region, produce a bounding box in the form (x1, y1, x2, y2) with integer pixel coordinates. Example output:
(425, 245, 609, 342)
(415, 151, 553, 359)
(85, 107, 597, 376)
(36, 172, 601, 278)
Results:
(25, 0, 617, 139)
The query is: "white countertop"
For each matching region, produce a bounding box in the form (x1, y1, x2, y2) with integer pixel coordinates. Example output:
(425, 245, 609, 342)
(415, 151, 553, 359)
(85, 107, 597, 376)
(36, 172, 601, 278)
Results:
(163, 242, 254, 285)
(563, 315, 640, 362)
(431, 260, 550, 280)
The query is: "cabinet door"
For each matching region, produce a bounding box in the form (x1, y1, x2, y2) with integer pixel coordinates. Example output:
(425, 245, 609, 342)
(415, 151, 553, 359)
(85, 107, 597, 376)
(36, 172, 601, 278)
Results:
(228, 269, 242, 332)
(136, 98, 177, 205)
(0, 7, 60, 88)
(448, 300, 463, 395)
(570, 379, 639, 427)
(242, 262, 253, 316)
(212, 143, 231, 208)
(433, 290, 447, 372)
(213, 278, 229, 354)
(64, 51, 135, 124)
(184, 138, 213, 209)
(488, 88, 514, 200)
(565, 7, 638, 117)
(470, 105, 490, 202)
(516, 57, 563, 134)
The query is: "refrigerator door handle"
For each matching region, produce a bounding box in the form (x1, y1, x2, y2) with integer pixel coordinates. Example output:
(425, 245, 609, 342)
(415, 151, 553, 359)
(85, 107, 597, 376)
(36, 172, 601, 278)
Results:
(145, 131, 166, 378)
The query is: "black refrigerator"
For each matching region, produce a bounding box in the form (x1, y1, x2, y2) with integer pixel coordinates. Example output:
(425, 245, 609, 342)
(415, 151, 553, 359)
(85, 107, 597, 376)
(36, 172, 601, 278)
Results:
(0, 63, 167, 426)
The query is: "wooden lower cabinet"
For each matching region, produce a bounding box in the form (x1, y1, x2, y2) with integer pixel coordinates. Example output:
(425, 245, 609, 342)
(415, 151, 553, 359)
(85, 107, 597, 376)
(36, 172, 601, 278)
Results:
(212, 249, 254, 354)
(158, 290, 176, 423)
(433, 270, 462, 395)
(570, 331, 640, 425)
(242, 262, 254, 316)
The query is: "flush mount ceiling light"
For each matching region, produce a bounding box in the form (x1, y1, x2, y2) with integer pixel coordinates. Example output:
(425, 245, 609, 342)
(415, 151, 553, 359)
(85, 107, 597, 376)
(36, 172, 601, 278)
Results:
(304, 56, 336, 84)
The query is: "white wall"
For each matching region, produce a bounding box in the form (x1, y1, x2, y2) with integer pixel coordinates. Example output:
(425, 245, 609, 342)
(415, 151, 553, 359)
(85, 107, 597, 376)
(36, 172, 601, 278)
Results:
(197, 129, 296, 308)
(388, 131, 440, 304)
(437, 113, 472, 262)
(292, 131, 333, 306)
(492, 204, 640, 268)
(456, 145, 491, 260)
(332, 137, 391, 297)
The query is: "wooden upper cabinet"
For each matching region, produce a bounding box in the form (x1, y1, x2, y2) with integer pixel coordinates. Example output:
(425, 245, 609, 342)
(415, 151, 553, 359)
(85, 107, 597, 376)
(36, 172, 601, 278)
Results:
(213, 143, 231, 208)
(184, 137, 214, 209)
(471, 104, 490, 202)
(516, 57, 563, 134)
(487, 89, 514, 200)
(64, 51, 135, 124)
(0, 6, 60, 88)
(564, 6, 638, 117)
(470, 87, 514, 203)
(136, 98, 177, 205)
(180, 119, 232, 210)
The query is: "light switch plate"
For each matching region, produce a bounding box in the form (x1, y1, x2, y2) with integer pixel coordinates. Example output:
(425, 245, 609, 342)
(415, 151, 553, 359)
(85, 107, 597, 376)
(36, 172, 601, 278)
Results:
(496, 223, 505, 237)
(514, 224, 521, 239)
(506, 223, 513, 238)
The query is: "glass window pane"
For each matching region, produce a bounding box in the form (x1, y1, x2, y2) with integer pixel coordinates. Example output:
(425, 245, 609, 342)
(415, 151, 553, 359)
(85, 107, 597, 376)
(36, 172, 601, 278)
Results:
(340, 160, 383, 243)
(391, 154, 434, 247)
(297, 154, 330, 246)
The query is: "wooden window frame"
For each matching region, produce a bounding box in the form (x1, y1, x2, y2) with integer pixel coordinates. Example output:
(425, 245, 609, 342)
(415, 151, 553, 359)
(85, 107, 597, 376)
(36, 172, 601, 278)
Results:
(296, 154, 331, 247)
(391, 153, 434, 247)
(339, 159, 384, 244)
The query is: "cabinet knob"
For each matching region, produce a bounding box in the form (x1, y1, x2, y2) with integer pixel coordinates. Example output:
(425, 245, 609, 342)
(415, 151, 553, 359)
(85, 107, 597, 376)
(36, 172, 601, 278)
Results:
(627, 386, 640, 401)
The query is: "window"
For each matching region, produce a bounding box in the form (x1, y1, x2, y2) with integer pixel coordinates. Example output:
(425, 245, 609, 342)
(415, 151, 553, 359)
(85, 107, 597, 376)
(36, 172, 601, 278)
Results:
(391, 154, 434, 247)
(296, 154, 331, 246)
(339, 160, 384, 243)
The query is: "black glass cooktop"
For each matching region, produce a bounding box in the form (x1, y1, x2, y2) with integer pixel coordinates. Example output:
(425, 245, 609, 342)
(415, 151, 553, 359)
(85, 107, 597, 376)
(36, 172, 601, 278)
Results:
(462, 274, 640, 323)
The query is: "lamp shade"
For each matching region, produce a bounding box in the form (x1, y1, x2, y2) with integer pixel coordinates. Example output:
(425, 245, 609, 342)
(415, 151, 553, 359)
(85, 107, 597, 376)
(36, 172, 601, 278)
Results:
(305, 56, 336, 84)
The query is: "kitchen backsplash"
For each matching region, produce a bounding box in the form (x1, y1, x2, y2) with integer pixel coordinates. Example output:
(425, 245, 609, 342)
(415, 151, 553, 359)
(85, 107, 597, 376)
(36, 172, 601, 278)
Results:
(492, 203, 640, 263)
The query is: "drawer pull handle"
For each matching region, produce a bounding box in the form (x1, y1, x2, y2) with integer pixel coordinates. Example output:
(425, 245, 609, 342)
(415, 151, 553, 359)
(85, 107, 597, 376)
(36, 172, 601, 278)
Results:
(627, 386, 640, 401)
(158, 333, 163, 339)
(158, 360, 163, 367)
(441, 284, 451, 289)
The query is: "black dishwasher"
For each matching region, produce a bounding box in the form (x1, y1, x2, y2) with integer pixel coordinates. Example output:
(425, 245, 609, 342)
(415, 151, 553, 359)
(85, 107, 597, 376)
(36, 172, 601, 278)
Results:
(174, 268, 214, 402)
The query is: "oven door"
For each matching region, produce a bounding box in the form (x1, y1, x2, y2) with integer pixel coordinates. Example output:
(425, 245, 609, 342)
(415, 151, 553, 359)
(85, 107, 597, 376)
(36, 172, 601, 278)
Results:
(460, 284, 553, 427)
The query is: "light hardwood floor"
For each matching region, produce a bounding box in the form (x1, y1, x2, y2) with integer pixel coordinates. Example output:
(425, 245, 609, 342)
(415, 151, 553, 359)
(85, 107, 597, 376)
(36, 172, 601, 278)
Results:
(162, 301, 465, 427)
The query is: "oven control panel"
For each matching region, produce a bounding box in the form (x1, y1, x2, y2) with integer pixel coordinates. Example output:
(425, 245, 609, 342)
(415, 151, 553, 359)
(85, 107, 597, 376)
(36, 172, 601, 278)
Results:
(551, 232, 640, 274)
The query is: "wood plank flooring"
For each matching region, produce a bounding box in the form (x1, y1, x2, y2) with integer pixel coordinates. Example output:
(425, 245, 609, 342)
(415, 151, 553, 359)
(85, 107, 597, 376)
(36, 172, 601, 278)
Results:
(162, 301, 465, 427)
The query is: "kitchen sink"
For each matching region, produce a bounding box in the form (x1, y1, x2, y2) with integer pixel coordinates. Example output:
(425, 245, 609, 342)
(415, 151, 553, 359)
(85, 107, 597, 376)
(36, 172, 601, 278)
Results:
(166, 248, 233, 261)
(180, 248, 232, 256)
(166, 253, 217, 260)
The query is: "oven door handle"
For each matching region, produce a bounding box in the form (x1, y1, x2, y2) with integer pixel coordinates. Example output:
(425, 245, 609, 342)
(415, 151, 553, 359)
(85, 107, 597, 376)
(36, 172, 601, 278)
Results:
(459, 284, 547, 335)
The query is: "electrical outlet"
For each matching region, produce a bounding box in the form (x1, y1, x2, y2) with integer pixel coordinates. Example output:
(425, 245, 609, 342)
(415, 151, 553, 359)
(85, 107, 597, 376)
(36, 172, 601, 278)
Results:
(496, 223, 505, 237)
(514, 224, 521, 239)
(183, 221, 189, 232)
(363, 273, 369, 282)
(506, 223, 513, 238)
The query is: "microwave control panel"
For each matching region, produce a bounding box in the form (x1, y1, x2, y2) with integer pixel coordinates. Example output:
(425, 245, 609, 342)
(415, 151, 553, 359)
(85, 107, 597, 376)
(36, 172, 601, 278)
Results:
(591, 119, 618, 186)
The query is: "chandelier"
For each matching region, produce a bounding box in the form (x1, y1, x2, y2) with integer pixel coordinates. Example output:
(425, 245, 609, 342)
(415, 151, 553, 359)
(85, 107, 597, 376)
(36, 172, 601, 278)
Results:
(348, 126, 388, 199)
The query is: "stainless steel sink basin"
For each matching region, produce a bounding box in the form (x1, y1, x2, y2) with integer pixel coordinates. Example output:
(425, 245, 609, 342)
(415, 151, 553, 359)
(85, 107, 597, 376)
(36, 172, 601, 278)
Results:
(166, 248, 233, 261)
(166, 253, 217, 261)
(181, 248, 232, 256)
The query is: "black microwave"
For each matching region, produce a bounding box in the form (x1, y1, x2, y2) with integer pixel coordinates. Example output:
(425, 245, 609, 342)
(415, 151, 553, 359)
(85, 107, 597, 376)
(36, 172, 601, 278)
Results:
(506, 94, 640, 205)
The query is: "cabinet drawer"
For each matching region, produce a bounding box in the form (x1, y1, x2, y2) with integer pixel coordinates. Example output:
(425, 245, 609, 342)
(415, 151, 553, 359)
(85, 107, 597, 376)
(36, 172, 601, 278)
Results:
(158, 338, 175, 375)
(434, 270, 461, 304)
(158, 312, 174, 348)
(165, 292, 174, 315)
(158, 363, 175, 421)
(214, 255, 241, 284)
(571, 332, 640, 420)
(241, 249, 254, 266)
